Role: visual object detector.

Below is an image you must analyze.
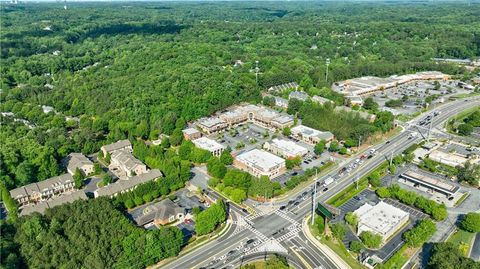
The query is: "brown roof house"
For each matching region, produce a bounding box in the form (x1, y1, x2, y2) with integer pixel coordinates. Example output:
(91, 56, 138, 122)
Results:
(133, 199, 185, 226)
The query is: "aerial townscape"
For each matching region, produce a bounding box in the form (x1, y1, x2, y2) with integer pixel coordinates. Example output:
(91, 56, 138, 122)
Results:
(1, 1, 480, 269)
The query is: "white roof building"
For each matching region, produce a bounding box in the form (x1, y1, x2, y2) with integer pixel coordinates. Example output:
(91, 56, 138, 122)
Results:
(354, 201, 409, 241)
(192, 137, 225, 157)
(264, 139, 308, 158)
(234, 149, 286, 178)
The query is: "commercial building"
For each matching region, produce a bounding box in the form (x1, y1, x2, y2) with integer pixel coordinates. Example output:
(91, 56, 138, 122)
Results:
(193, 104, 294, 134)
(66, 153, 94, 176)
(354, 201, 409, 241)
(192, 137, 226, 157)
(182, 128, 202, 140)
(234, 149, 286, 179)
(110, 150, 148, 177)
(10, 173, 75, 207)
(400, 170, 459, 197)
(197, 117, 227, 134)
(19, 190, 88, 216)
(264, 139, 308, 159)
(101, 139, 132, 156)
(333, 71, 450, 96)
(290, 125, 334, 145)
(94, 169, 163, 198)
(289, 91, 309, 102)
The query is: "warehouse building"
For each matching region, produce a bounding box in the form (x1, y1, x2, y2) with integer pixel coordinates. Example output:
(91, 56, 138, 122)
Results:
(192, 137, 226, 157)
(354, 201, 409, 242)
(234, 149, 286, 179)
(264, 139, 308, 159)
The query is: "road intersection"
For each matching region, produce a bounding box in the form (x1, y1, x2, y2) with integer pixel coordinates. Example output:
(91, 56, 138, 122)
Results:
(161, 97, 480, 269)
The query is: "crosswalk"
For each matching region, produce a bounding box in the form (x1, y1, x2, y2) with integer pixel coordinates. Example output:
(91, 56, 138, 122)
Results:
(231, 208, 303, 247)
(274, 209, 299, 224)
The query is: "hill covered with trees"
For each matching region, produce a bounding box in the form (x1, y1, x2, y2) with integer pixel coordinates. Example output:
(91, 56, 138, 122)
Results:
(1, 1, 478, 189)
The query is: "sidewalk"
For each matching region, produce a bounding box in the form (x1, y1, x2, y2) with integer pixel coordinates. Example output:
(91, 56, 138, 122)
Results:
(302, 217, 352, 269)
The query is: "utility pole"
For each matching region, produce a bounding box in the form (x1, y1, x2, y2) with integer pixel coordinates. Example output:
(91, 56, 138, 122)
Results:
(325, 58, 331, 82)
(358, 135, 362, 150)
(390, 151, 394, 167)
(311, 169, 318, 225)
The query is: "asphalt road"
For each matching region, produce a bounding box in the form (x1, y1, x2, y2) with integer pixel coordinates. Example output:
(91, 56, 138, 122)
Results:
(160, 97, 480, 269)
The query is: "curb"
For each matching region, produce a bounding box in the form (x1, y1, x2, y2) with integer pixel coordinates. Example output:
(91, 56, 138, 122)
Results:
(302, 216, 353, 269)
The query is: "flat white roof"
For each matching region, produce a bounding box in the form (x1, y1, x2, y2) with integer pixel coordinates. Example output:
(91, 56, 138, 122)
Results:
(354, 201, 409, 236)
(236, 149, 285, 171)
(270, 139, 308, 156)
(192, 137, 225, 152)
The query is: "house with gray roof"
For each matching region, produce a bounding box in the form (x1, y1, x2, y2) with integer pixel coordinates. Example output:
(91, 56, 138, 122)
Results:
(312, 95, 335, 105)
(288, 91, 309, 102)
(93, 169, 163, 198)
(267, 82, 299, 93)
(9, 173, 75, 207)
(274, 96, 289, 109)
(100, 139, 132, 156)
(110, 150, 147, 177)
(19, 190, 88, 216)
(66, 153, 94, 176)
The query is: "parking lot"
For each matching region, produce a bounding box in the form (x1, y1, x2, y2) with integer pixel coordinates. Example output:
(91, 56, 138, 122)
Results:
(213, 123, 272, 154)
(370, 80, 469, 115)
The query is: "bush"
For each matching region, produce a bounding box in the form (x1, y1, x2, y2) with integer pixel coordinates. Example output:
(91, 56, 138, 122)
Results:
(350, 241, 364, 253)
(134, 196, 143, 206)
(460, 212, 480, 233)
(376, 187, 391, 198)
(143, 193, 153, 203)
(330, 223, 347, 240)
(125, 199, 135, 209)
(360, 231, 382, 248)
(403, 219, 436, 247)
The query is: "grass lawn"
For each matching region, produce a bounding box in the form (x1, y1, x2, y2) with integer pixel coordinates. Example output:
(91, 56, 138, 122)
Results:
(308, 215, 365, 269)
(382, 245, 416, 269)
(454, 192, 470, 207)
(447, 229, 476, 256)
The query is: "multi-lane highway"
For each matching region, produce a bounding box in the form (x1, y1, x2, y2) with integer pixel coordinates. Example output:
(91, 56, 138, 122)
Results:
(161, 97, 480, 269)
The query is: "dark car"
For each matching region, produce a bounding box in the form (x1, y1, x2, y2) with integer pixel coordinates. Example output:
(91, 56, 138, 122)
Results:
(242, 208, 248, 214)
(386, 140, 391, 144)
(246, 239, 255, 245)
(280, 205, 286, 210)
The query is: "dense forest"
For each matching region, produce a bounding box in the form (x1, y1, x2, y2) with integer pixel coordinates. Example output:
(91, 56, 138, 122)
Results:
(0, 2, 479, 268)
(0, 198, 183, 269)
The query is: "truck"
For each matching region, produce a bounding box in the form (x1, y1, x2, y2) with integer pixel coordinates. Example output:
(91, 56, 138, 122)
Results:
(323, 177, 334, 186)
